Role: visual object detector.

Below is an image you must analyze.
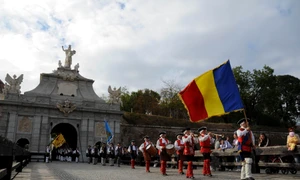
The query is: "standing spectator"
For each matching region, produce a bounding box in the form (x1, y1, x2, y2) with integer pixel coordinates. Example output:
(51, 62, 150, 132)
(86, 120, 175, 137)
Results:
(258, 133, 270, 147)
(286, 127, 300, 163)
(214, 136, 220, 150)
(225, 136, 233, 149)
(233, 132, 241, 171)
(86, 145, 92, 164)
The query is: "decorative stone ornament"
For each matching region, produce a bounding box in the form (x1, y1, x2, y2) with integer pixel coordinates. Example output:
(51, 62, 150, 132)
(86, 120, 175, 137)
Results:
(56, 99, 76, 116)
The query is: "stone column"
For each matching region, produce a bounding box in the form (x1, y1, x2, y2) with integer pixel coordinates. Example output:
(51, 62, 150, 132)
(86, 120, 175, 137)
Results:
(31, 115, 42, 152)
(6, 112, 17, 141)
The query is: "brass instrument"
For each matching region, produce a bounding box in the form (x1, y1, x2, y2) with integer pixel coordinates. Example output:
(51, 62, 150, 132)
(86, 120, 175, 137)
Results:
(209, 132, 224, 138)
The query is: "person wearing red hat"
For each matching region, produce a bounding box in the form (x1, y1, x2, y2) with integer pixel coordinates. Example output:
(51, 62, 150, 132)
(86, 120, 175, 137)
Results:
(182, 127, 198, 179)
(156, 131, 170, 176)
(174, 133, 185, 175)
(237, 118, 255, 180)
(198, 126, 213, 177)
(127, 140, 138, 169)
(139, 135, 153, 172)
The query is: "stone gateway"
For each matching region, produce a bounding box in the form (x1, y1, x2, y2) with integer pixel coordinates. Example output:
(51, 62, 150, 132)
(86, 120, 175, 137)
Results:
(0, 46, 123, 162)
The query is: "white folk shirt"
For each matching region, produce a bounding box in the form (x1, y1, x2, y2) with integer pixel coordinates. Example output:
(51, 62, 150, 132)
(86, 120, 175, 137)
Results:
(156, 137, 169, 151)
(127, 145, 139, 155)
(174, 139, 184, 151)
(139, 141, 151, 153)
(182, 134, 198, 154)
(237, 127, 255, 145)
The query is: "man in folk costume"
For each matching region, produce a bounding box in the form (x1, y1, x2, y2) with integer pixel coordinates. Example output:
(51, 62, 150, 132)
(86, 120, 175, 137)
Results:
(127, 140, 138, 169)
(174, 133, 185, 175)
(156, 131, 171, 176)
(73, 147, 81, 163)
(107, 143, 115, 166)
(115, 142, 124, 167)
(45, 145, 50, 163)
(92, 145, 99, 165)
(182, 127, 198, 179)
(86, 145, 92, 164)
(237, 118, 255, 180)
(198, 126, 213, 177)
(139, 135, 153, 172)
(100, 143, 107, 166)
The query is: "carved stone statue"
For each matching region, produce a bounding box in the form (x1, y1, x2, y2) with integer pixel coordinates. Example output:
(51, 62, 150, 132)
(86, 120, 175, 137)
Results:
(62, 45, 76, 68)
(58, 60, 62, 68)
(74, 63, 79, 72)
(56, 99, 76, 116)
(108, 86, 122, 105)
(3, 74, 23, 95)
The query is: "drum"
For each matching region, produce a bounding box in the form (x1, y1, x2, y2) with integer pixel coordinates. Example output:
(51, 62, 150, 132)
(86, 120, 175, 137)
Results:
(166, 144, 175, 155)
(146, 144, 157, 156)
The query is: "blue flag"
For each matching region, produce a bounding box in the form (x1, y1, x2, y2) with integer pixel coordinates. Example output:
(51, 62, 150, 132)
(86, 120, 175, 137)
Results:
(105, 120, 113, 143)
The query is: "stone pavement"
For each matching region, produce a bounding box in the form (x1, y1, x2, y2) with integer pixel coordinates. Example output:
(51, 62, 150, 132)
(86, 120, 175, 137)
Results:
(12, 162, 300, 180)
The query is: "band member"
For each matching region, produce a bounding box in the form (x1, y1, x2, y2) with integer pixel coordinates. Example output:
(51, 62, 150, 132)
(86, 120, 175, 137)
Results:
(100, 143, 107, 166)
(139, 135, 153, 172)
(156, 131, 170, 176)
(67, 148, 72, 162)
(92, 145, 99, 165)
(115, 142, 124, 167)
(45, 145, 50, 163)
(73, 147, 81, 163)
(182, 127, 198, 179)
(107, 143, 115, 166)
(198, 127, 213, 177)
(86, 145, 92, 164)
(237, 118, 255, 180)
(174, 133, 184, 175)
(128, 140, 138, 169)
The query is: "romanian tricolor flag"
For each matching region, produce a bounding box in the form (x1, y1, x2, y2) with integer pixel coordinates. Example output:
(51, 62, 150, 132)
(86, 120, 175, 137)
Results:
(179, 60, 244, 122)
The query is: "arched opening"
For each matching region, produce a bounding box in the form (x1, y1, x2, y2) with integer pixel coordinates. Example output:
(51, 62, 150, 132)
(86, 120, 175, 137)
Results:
(51, 123, 77, 161)
(16, 138, 30, 149)
(51, 123, 77, 149)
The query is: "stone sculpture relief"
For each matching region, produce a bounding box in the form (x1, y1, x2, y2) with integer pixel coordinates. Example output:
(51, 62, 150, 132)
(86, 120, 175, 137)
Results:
(17, 116, 32, 133)
(56, 99, 76, 116)
(95, 122, 106, 137)
(2, 74, 23, 95)
(108, 86, 122, 105)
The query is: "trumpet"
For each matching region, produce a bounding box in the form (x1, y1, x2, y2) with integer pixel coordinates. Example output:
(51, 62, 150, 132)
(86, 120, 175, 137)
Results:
(209, 132, 224, 138)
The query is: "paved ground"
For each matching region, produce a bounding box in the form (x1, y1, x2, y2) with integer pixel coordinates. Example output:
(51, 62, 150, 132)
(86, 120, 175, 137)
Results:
(12, 162, 300, 180)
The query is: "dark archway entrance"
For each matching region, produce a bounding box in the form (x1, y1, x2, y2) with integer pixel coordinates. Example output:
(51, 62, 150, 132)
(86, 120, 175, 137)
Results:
(51, 123, 77, 149)
(16, 138, 30, 148)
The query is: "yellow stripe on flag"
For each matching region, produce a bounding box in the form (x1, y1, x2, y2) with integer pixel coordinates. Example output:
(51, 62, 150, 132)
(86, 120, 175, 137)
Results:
(195, 70, 224, 117)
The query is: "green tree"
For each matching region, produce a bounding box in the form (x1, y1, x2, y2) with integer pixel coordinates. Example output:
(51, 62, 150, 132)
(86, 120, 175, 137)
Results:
(276, 75, 300, 126)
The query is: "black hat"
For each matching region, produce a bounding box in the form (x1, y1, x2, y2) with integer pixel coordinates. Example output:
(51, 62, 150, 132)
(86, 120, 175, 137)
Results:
(237, 118, 250, 125)
(176, 133, 184, 137)
(182, 127, 191, 133)
(159, 131, 166, 135)
(198, 126, 207, 132)
(143, 135, 150, 139)
(131, 140, 135, 142)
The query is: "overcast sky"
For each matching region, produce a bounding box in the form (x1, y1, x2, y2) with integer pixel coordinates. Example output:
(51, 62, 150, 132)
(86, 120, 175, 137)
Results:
(0, 0, 299, 97)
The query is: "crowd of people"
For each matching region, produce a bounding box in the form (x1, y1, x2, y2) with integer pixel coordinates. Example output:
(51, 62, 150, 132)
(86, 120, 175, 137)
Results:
(46, 119, 299, 180)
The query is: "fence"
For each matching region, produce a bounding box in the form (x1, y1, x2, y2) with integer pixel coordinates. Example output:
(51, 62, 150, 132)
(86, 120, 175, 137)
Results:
(0, 137, 30, 180)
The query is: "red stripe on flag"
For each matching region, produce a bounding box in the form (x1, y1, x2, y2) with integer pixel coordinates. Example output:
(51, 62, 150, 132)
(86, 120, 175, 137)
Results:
(179, 80, 208, 122)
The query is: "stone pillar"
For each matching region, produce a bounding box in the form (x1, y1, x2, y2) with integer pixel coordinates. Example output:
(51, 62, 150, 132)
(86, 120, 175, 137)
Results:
(39, 116, 49, 151)
(6, 112, 17, 141)
(31, 115, 42, 152)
